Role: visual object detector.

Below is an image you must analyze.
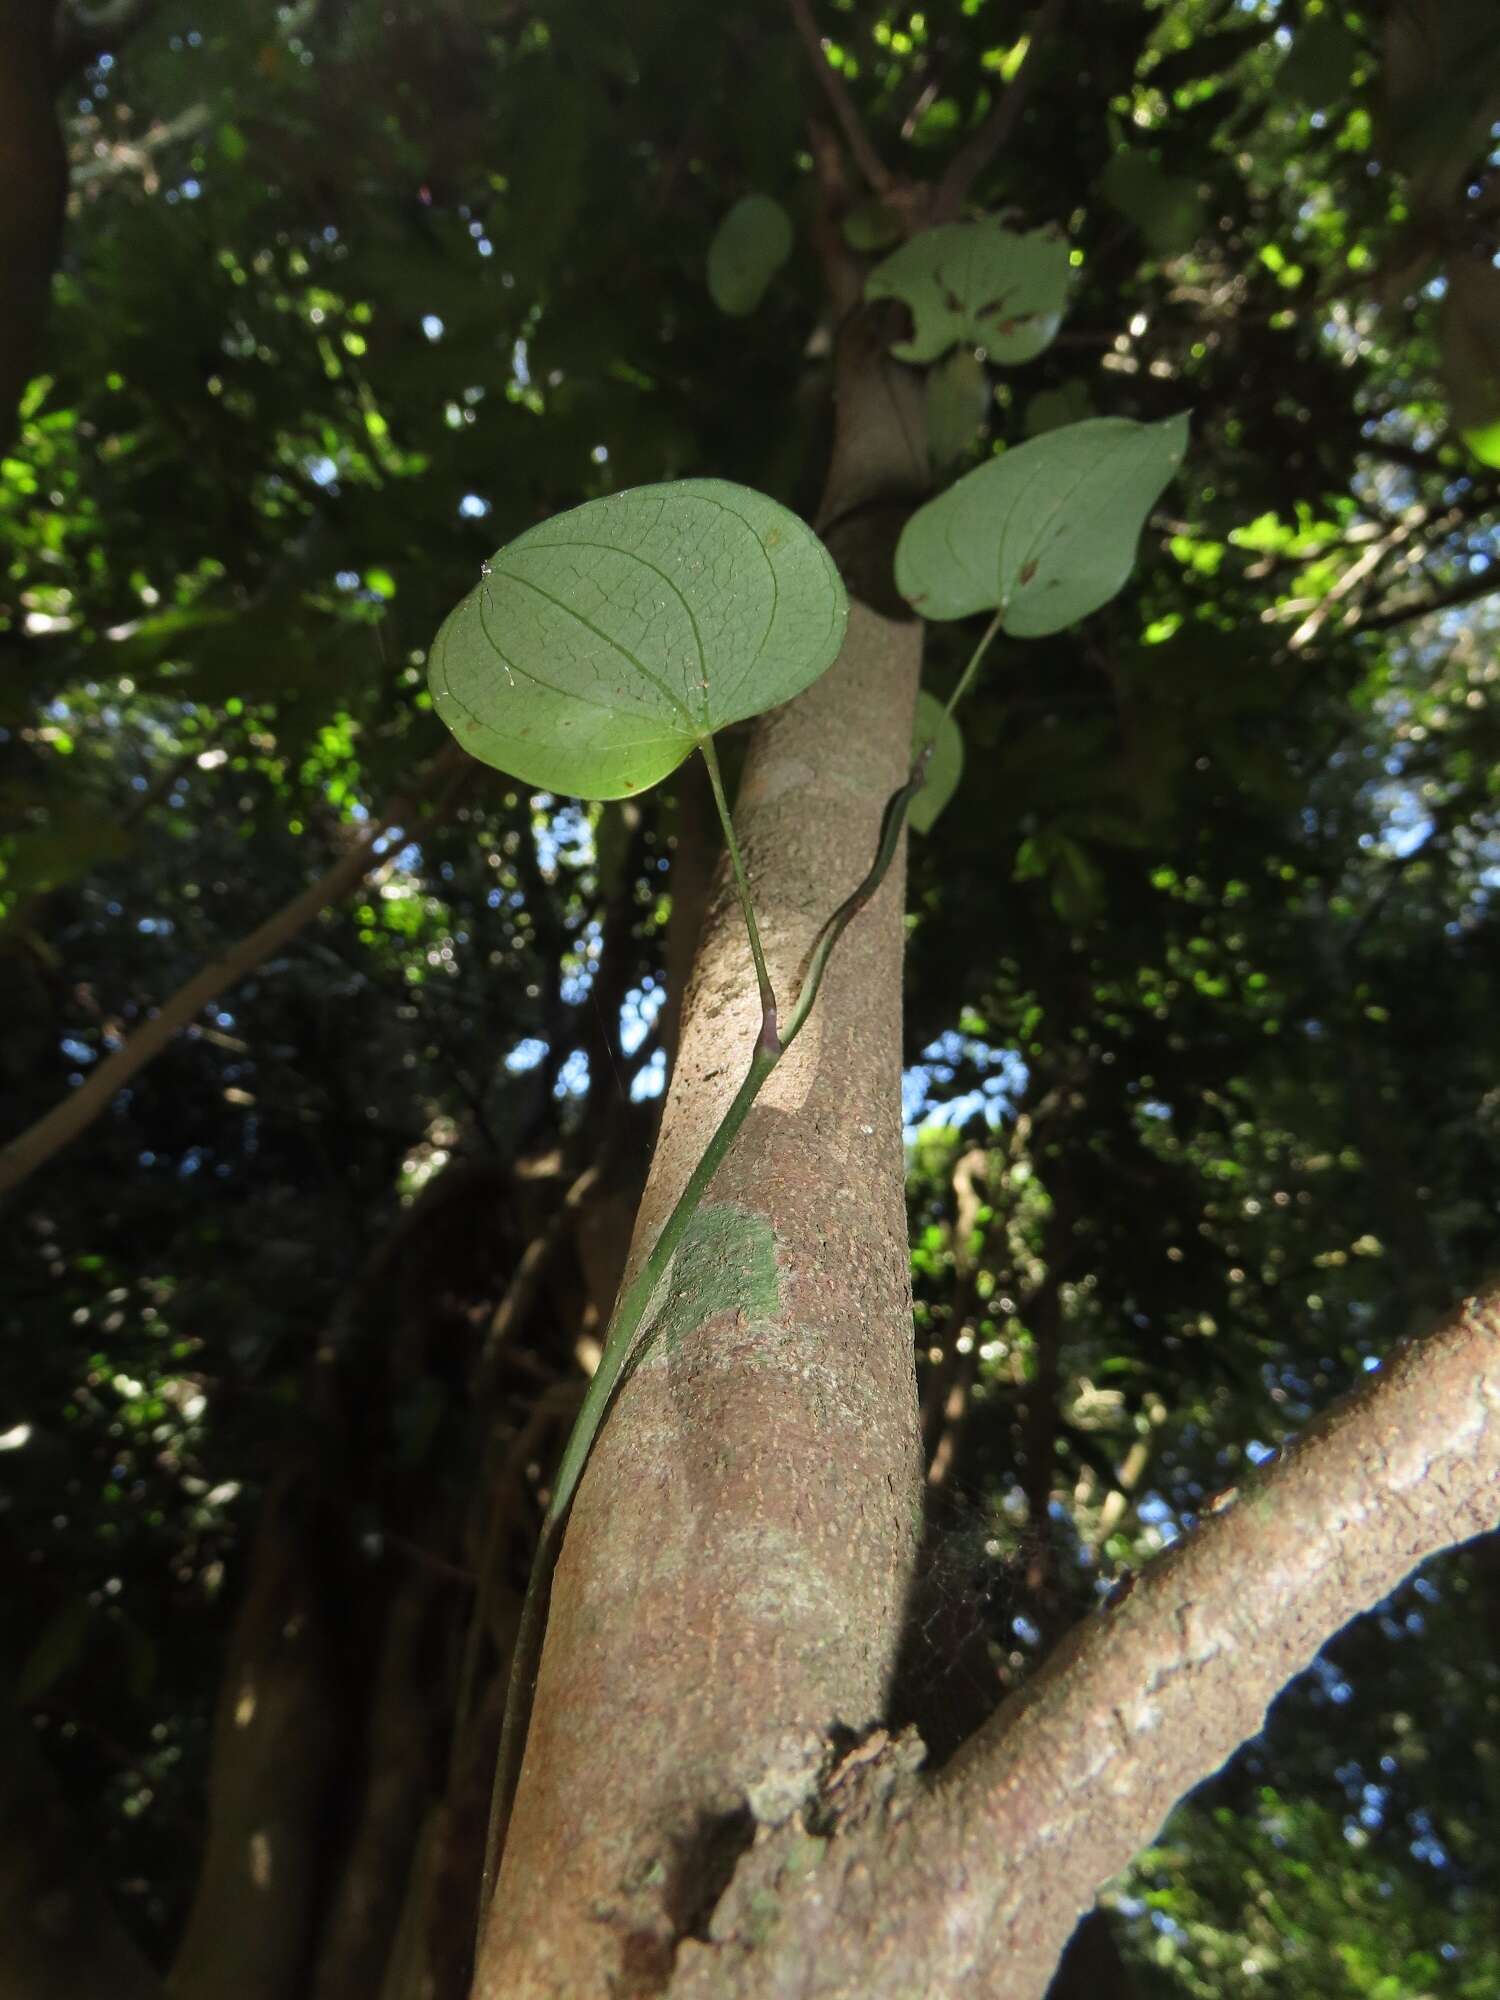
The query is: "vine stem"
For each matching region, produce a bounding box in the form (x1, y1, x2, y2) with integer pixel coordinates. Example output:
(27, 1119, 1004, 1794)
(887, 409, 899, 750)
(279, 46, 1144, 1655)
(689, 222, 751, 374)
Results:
(944, 606, 1006, 720)
(478, 741, 929, 1932)
(698, 734, 779, 1047)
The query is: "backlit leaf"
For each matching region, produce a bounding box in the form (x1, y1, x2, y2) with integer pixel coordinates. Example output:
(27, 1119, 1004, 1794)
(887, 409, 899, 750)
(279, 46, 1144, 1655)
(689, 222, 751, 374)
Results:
(430, 480, 847, 799)
(895, 414, 1190, 635)
(910, 692, 964, 834)
(866, 220, 1070, 365)
(707, 195, 795, 317)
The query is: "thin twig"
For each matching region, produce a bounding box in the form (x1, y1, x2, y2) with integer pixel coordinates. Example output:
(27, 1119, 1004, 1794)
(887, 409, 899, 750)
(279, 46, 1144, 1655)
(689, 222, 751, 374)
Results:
(1356, 565, 1500, 636)
(931, 0, 1067, 222)
(786, 0, 895, 197)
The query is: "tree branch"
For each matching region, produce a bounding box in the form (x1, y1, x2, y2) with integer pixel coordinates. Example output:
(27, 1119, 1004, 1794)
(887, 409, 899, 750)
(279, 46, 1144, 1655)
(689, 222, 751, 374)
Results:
(930, 0, 1066, 222)
(0, 740, 469, 1197)
(785, 0, 895, 197)
(669, 1284, 1500, 2000)
(1356, 564, 1500, 636)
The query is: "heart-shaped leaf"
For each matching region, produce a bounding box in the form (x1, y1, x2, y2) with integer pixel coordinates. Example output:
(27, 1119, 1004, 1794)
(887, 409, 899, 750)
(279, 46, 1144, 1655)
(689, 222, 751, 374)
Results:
(910, 692, 964, 834)
(866, 220, 1070, 365)
(707, 195, 794, 316)
(895, 414, 1189, 635)
(430, 480, 847, 799)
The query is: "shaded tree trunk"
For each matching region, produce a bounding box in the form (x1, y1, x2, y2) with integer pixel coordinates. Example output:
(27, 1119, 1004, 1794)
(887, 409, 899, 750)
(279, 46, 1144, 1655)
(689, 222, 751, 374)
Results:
(169, 1462, 359, 2000)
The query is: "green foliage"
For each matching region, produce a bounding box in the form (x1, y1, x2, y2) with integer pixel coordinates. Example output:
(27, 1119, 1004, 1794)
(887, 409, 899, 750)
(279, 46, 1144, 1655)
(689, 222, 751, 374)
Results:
(865, 220, 1070, 364)
(896, 415, 1189, 633)
(909, 693, 964, 836)
(4, 0, 1499, 1983)
(707, 195, 795, 317)
(926, 347, 991, 470)
(1098, 148, 1207, 257)
(428, 480, 847, 798)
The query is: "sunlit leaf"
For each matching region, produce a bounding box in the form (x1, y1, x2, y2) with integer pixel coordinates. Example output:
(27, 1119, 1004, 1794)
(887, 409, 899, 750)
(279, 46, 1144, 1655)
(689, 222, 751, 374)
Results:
(895, 414, 1190, 635)
(707, 195, 795, 317)
(866, 220, 1070, 365)
(910, 692, 964, 834)
(429, 480, 847, 799)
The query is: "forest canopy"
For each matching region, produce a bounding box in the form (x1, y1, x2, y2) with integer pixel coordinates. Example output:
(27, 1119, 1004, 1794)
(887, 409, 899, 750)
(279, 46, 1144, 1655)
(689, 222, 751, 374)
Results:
(2, 2, 1498, 1997)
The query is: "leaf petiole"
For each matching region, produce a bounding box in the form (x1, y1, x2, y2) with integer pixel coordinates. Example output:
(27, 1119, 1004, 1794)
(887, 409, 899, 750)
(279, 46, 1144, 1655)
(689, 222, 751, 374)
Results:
(699, 733, 779, 1049)
(944, 605, 1006, 720)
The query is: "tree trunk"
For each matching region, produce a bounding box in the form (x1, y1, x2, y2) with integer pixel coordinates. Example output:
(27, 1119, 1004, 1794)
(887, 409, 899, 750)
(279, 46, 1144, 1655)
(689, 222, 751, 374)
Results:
(476, 300, 930, 1995)
(168, 1463, 360, 2000)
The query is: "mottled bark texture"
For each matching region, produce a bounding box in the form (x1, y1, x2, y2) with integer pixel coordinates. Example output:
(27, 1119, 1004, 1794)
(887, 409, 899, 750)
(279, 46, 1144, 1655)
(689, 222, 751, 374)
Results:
(477, 303, 930, 1995)
(663, 1288, 1500, 2000)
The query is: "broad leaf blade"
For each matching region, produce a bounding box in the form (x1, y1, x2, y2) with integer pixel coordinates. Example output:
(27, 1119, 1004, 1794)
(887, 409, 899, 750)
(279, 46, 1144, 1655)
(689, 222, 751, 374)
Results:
(910, 692, 964, 834)
(927, 347, 990, 469)
(430, 480, 847, 799)
(866, 221, 1070, 365)
(895, 414, 1189, 634)
(707, 195, 794, 316)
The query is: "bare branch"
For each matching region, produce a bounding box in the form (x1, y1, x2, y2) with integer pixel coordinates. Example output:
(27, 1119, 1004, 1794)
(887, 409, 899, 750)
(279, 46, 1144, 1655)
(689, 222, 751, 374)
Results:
(1357, 564, 1500, 635)
(931, 0, 1066, 222)
(0, 741, 470, 1197)
(670, 1285, 1500, 2000)
(785, 0, 895, 198)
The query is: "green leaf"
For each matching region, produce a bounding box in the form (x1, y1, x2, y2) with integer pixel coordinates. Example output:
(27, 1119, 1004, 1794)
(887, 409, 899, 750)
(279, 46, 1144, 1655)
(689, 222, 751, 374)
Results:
(1023, 380, 1095, 436)
(910, 692, 964, 834)
(1279, 14, 1359, 104)
(865, 220, 1070, 365)
(1, 812, 133, 897)
(1014, 830, 1103, 925)
(894, 413, 1190, 635)
(707, 195, 794, 317)
(842, 199, 904, 252)
(927, 347, 990, 469)
(1098, 151, 1206, 257)
(429, 480, 848, 799)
